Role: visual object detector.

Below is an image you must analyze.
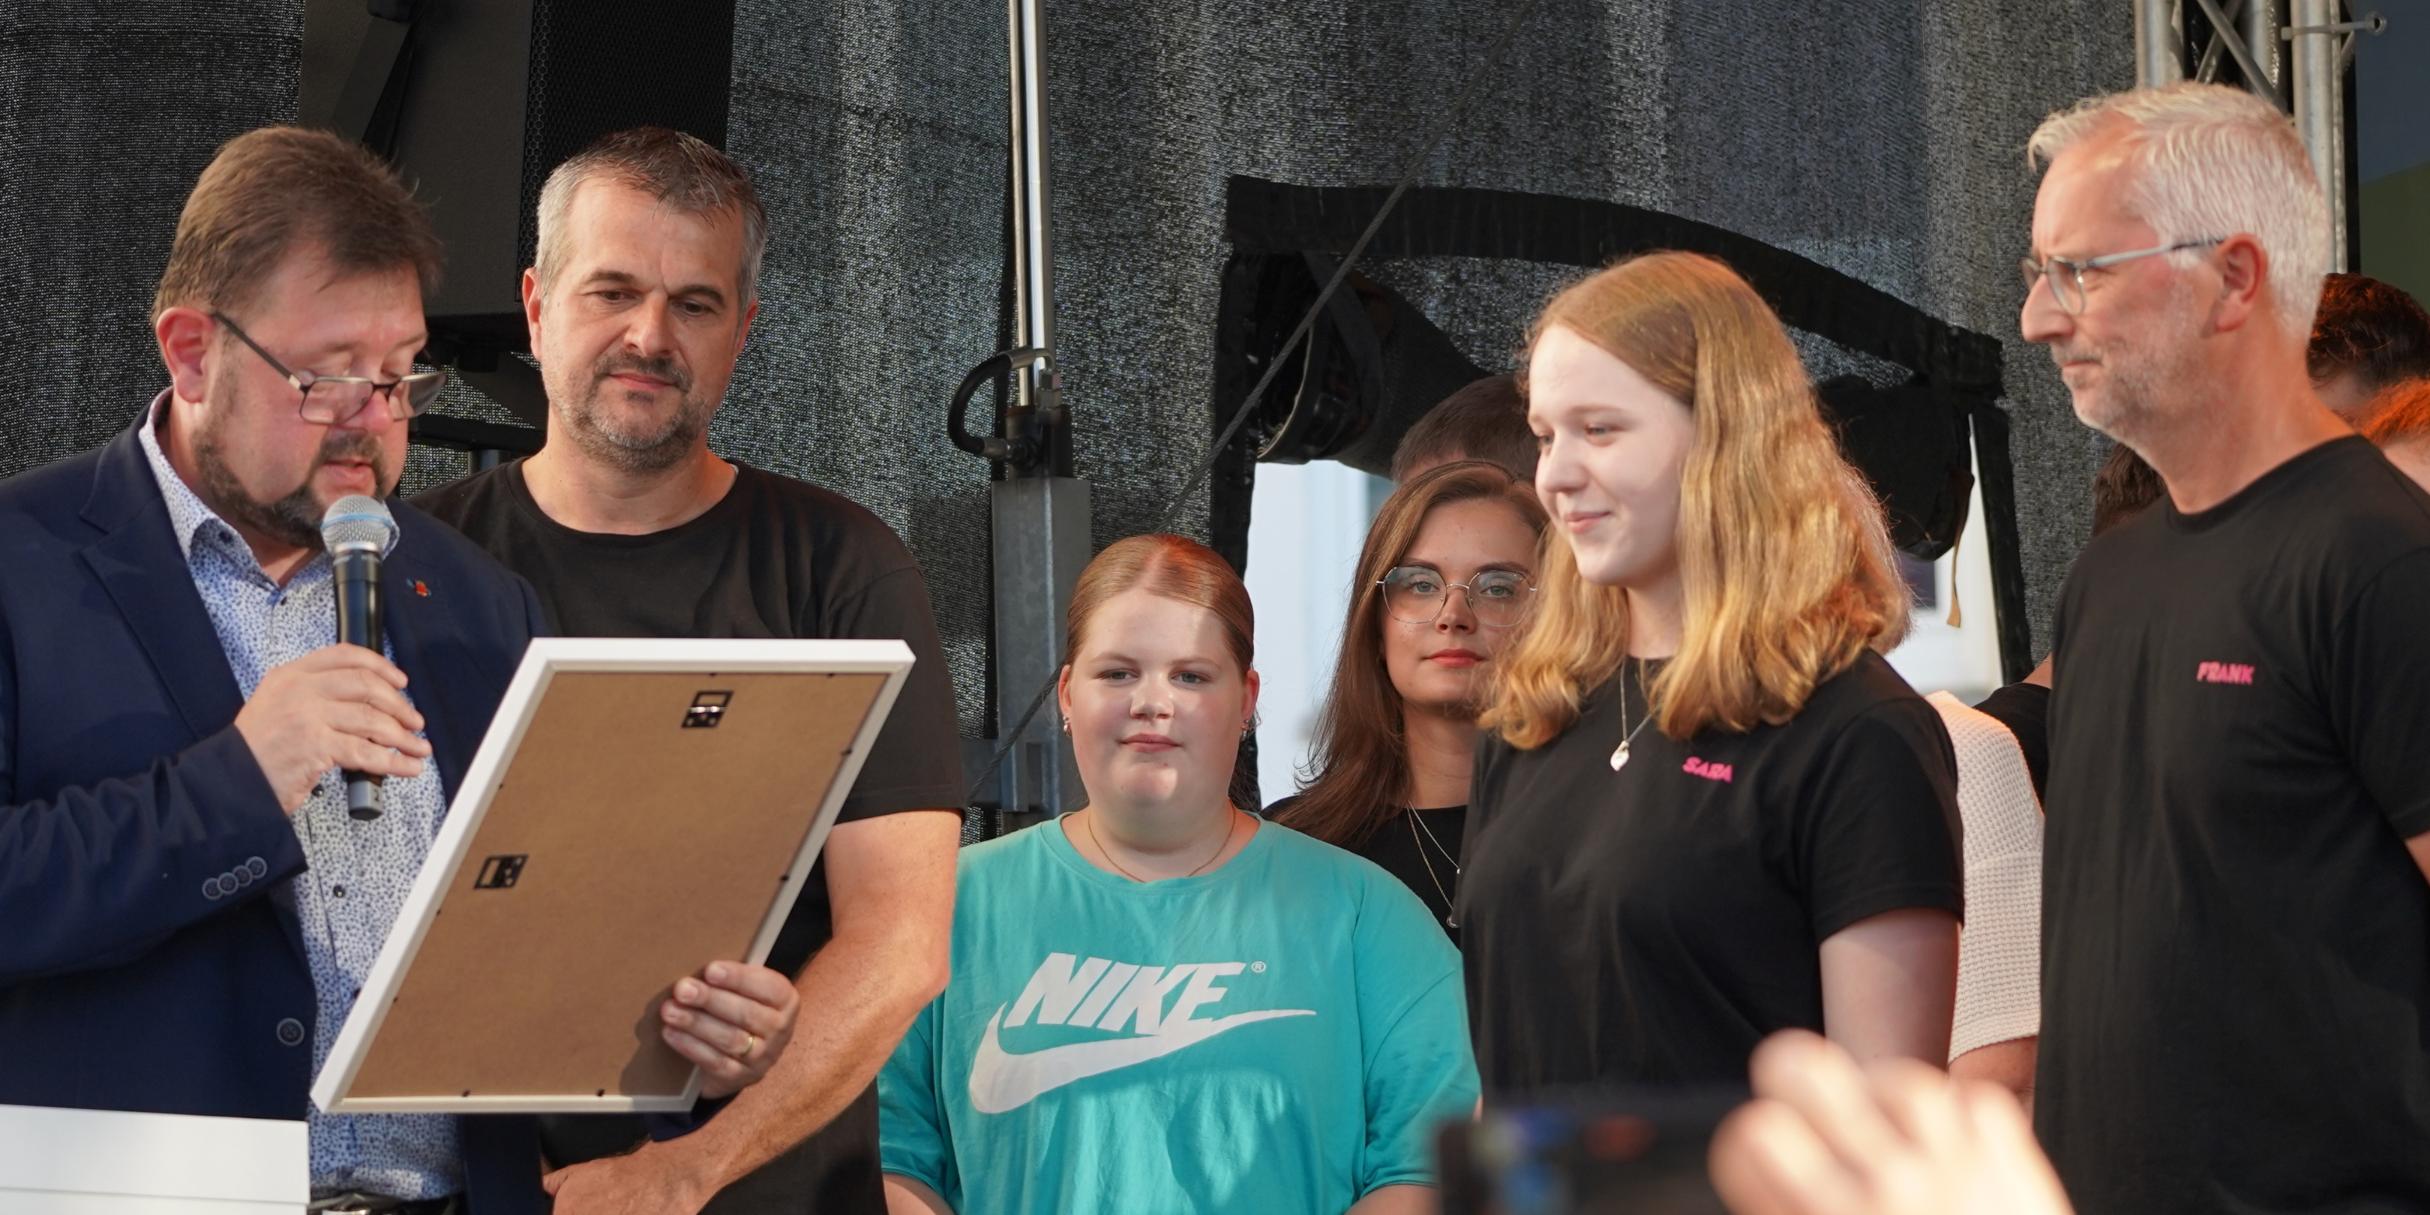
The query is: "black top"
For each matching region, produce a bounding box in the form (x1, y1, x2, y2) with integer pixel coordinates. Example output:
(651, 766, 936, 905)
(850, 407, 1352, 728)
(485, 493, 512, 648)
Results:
(1458, 651, 1961, 1096)
(2037, 437, 2430, 1215)
(415, 459, 965, 1215)
(1969, 681, 2049, 800)
(1265, 795, 1465, 944)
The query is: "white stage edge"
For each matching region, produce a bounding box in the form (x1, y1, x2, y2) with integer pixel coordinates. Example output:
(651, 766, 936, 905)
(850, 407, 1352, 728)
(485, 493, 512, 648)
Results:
(0, 1103, 305, 1213)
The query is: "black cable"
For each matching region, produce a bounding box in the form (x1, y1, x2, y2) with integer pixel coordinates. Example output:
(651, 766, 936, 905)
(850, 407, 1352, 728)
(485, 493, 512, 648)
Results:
(966, 0, 1546, 806)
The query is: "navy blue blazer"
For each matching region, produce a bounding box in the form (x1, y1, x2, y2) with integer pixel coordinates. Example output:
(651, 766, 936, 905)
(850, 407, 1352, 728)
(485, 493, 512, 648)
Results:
(0, 417, 550, 1213)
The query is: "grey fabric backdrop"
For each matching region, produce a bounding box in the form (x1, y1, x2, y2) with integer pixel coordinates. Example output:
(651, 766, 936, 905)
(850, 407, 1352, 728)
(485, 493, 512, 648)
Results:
(0, 1, 2131, 742)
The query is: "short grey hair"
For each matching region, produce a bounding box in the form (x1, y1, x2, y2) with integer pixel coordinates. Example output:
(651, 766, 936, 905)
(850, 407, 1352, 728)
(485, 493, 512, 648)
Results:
(2028, 83, 2329, 333)
(533, 126, 768, 306)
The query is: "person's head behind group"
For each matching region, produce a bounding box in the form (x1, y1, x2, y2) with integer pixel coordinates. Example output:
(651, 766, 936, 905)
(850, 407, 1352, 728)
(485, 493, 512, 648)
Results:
(151, 125, 444, 557)
(1059, 534, 1259, 816)
(1489, 251, 1909, 749)
(1392, 374, 1538, 484)
(2310, 272, 2430, 417)
(1280, 460, 1546, 844)
(2089, 442, 2169, 537)
(526, 126, 765, 475)
(2021, 84, 2329, 450)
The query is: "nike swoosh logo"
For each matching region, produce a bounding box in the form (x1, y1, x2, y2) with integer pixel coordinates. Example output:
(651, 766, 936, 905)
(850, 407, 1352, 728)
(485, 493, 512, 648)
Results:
(966, 1005, 1315, 1114)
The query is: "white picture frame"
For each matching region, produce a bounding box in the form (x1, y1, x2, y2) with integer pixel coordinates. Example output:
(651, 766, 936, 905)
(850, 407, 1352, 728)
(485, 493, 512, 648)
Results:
(312, 637, 915, 1115)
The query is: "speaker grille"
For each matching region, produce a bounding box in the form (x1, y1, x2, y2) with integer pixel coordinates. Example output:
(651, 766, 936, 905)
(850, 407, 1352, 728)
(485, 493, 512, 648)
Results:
(515, 0, 738, 292)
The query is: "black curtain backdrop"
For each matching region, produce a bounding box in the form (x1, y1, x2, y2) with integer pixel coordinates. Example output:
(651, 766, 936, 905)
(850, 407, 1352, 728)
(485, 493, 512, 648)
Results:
(0, 1, 2132, 741)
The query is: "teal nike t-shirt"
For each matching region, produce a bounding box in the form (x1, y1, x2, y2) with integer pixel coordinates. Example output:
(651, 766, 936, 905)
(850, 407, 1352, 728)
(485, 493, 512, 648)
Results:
(879, 816, 1479, 1215)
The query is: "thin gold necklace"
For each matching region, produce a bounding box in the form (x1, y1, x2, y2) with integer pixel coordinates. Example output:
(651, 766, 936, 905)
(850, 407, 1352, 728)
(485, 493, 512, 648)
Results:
(1086, 808, 1239, 882)
(1405, 808, 1459, 928)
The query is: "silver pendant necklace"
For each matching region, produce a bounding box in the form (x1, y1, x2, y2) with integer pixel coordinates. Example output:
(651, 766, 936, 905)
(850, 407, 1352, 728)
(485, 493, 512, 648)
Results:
(1608, 663, 1653, 771)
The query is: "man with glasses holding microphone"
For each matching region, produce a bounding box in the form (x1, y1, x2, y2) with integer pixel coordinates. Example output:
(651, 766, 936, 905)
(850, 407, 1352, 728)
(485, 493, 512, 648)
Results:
(0, 126, 796, 1215)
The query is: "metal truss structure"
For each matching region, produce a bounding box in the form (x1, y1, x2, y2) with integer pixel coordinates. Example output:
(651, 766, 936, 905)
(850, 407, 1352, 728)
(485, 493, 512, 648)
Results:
(2136, 0, 2391, 270)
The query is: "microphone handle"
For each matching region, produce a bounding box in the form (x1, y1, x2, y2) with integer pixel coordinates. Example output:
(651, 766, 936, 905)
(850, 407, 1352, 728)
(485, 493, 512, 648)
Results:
(335, 550, 385, 821)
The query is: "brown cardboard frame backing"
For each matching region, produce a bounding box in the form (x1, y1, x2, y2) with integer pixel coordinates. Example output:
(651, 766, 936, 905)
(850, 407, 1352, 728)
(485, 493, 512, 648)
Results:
(312, 639, 910, 1113)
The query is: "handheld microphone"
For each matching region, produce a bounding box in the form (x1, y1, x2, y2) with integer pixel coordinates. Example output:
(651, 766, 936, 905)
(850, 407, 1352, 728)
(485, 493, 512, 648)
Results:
(321, 495, 401, 821)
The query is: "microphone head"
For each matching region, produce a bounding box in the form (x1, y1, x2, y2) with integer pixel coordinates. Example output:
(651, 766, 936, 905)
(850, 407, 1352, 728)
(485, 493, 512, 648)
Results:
(321, 495, 400, 559)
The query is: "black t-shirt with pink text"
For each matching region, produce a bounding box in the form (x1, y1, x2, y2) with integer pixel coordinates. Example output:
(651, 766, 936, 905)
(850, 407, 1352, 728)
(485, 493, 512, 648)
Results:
(2038, 436, 2430, 1215)
(1457, 650, 1962, 1096)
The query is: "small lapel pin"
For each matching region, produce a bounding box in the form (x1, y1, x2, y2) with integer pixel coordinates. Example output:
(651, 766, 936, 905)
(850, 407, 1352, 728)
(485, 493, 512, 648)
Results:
(412, 579, 431, 598)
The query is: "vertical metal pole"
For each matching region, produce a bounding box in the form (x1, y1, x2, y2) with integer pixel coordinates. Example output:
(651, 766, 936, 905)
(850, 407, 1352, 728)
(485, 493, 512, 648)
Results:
(2137, 0, 2186, 85)
(983, 0, 1089, 823)
(2290, 0, 2348, 270)
(2242, 0, 2286, 104)
(2328, 18, 2348, 275)
(1009, 0, 1056, 409)
(990, 476, 1091, 819)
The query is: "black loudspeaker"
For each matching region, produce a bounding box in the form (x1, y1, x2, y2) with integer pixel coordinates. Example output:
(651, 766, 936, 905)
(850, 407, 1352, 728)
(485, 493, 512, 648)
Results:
(299, 0, 737, 347)
(1817, 373, 1975, 559)
(1239, 253, 1488, 478)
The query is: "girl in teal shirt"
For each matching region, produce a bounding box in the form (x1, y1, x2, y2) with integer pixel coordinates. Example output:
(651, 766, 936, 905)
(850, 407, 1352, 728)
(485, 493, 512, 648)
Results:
(879, 534, 1478, 1215)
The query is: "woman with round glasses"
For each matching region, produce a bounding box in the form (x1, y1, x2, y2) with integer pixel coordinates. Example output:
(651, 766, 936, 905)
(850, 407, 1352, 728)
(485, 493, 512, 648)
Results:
(1460, 251, 1962, 1098)
(1270, 460, 1547, 938)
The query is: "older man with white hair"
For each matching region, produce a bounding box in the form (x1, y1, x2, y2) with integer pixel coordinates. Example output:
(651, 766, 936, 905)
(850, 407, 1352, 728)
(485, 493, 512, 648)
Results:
(2023, 84, 2430, 1213)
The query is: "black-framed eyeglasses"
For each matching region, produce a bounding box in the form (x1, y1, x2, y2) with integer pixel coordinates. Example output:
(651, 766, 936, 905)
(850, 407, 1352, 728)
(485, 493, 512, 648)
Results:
(1377, 566, 1535, 628)
(2019, 238, 2222, 315)
(211, 311, 448, 424)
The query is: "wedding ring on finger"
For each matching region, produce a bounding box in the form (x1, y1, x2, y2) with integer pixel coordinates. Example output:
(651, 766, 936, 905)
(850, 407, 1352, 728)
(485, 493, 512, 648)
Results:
(733, 1032, 759, 1061)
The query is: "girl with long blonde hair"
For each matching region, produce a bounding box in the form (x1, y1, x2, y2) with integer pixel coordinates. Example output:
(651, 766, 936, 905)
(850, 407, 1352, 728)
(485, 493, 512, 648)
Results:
(1458, 252, 1962, 1095)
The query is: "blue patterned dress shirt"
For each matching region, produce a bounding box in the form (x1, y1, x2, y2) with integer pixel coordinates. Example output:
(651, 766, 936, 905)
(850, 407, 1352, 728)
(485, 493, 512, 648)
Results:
(138, 391, 462, 1199)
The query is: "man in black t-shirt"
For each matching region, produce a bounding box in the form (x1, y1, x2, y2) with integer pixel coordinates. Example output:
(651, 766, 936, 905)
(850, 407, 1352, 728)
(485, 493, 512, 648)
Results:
(2022, 86, 2430, 1213)
(416, 129, 962, 1215)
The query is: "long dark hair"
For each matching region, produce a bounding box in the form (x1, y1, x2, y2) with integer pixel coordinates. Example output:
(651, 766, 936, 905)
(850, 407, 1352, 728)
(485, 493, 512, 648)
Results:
(1277, 461, 1546, 846)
